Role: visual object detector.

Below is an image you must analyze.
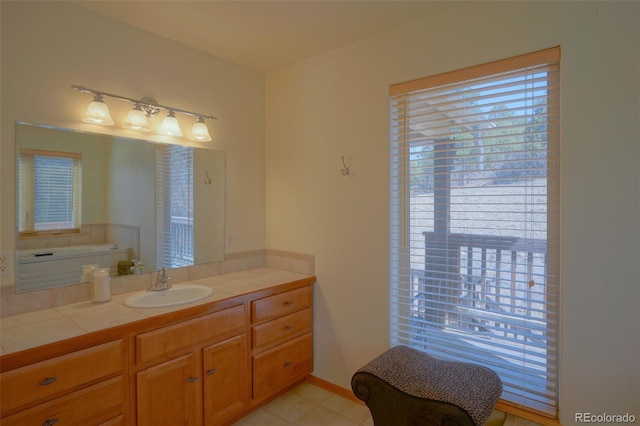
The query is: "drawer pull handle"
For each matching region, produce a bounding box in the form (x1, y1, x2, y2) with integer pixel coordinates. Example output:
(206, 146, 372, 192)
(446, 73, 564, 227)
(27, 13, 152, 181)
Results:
(187, 376, 199, 382)
(284, 301, 293, 306)
(284, 325, 293, 331)
(43, 419, 59, 426)
(38, 377, 58, 386)
(206, 368, 217, 376)
(284, 362, 293, 368)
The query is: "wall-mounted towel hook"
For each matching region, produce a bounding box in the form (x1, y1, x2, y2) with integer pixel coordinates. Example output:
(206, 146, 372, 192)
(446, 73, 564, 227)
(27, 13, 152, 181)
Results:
(205, 170, 212, 185)
(341, 156, 351, 176)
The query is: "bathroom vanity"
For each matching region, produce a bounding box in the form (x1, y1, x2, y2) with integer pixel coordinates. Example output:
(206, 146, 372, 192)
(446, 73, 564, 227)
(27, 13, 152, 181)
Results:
(0, 269, 315, 425)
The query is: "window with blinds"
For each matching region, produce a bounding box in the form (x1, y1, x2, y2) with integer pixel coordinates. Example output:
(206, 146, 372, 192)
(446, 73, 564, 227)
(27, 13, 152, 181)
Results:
(390, 48, 560, 418)
(156, 144, 195, 269)
(18, 149, 82, 235)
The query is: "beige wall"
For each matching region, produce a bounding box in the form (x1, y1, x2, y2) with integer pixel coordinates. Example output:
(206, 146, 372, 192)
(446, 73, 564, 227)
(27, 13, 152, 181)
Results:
(265, 1, 639, 423)
(1, 1, 266, 257)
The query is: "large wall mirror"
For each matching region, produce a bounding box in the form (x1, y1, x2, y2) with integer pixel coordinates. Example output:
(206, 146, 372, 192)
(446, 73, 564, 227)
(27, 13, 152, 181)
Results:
(15, 122, 225, 293)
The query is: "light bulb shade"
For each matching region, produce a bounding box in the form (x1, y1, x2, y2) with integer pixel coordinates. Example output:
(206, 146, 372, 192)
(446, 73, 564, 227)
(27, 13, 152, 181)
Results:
(189, 121, 212, 142)
(82, 96, 114, 125)
(157, 112, 183, 136)
(123, 107, 150, 132)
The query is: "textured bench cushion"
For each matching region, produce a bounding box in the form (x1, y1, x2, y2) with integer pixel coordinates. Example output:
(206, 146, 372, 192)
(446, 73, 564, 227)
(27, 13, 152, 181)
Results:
(354, 345, 502, 425)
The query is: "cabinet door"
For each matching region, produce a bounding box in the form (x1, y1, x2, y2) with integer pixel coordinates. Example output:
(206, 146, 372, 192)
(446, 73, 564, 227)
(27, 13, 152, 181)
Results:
(136, 353, 199, 426)
(203, 334, 249, 426)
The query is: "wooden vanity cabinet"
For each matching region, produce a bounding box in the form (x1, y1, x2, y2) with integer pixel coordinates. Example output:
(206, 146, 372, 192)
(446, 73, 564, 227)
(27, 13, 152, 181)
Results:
(1, 278, 315, 426)
(0, 339, 128, 425)
(132, 283, 314, 424)
(131, 304, 248, 426)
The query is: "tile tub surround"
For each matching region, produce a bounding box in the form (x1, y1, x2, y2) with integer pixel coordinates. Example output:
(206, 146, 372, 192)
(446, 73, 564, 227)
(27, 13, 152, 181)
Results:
(0, 265, 315, 355)
(0, 249, 315, 317)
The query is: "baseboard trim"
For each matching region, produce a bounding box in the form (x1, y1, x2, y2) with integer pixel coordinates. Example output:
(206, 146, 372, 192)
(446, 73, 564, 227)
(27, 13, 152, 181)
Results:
(305, 375, 365, 406)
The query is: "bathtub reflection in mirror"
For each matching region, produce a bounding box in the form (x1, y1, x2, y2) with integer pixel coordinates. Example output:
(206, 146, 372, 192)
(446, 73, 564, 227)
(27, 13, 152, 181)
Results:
(15, 122, 225, 292)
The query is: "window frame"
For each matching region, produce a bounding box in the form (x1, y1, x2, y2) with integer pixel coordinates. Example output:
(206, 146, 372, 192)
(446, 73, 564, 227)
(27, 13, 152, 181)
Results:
(389, 47, 561, 423)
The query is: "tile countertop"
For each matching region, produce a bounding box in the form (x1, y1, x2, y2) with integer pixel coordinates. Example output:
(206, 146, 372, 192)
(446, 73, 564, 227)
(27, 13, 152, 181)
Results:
(0, 268, 314, 356)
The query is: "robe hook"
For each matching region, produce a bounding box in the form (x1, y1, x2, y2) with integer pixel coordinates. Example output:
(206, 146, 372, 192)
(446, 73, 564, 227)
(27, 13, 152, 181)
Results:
(341, 156, 351, 176)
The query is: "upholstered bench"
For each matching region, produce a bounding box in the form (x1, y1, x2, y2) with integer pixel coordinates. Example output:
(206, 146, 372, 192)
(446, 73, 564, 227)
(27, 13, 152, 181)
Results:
(351, 345, 503, 426)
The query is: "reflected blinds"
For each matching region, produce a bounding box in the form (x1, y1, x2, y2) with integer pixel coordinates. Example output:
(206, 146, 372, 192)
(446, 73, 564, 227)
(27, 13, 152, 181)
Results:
(156, 144, 194, 269)
(390, 48, 560, 417)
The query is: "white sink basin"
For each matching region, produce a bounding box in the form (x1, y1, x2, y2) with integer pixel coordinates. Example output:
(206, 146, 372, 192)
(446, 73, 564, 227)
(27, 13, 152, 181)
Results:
(124, 284, 213, 308)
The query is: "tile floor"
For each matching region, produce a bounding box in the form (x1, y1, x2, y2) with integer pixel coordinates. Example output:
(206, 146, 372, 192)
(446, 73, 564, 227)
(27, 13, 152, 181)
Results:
(232, 382, 373, 426)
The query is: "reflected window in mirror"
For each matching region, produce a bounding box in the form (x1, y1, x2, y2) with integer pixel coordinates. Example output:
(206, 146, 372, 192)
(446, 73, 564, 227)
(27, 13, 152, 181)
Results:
(14, 122, 226, 293)
(18, 148, 82, 236)
(156, 145, 194, 269)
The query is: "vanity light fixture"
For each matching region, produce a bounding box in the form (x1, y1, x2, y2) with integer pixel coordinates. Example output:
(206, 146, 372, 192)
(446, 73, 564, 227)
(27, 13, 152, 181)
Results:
(188, 116, 212, 142)
(158, 110, 183, 137)
(123, 103, 151, 132)
(72, 85, 216, 141)
(81, 94, 115, 126)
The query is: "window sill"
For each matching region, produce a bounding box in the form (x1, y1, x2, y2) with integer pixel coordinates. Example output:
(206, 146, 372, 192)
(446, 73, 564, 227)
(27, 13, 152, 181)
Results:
(495, 400, 560, 426)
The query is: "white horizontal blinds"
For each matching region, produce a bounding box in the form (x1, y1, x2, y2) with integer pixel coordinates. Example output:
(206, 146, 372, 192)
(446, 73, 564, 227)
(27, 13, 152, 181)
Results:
(170, 145, 195, 268)
(156, 145, 168, 268)
(390, 48, 560, 417)
(156, 144, 194, 269)
(18, 149, 82, 233)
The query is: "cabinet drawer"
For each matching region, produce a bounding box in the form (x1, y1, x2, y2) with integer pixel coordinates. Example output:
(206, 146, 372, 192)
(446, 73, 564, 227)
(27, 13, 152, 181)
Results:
(136, 304, 245, 364)
(252, 308, 312, 351)
(1, 375, 126, 426)
(251, 286, 312, 323)
(0, 339, 125, 414)
(253, 333, 312, 400)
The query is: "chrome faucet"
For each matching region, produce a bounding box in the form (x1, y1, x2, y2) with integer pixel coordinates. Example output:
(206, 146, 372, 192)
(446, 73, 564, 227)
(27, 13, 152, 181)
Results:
(148, 268, 171, 291)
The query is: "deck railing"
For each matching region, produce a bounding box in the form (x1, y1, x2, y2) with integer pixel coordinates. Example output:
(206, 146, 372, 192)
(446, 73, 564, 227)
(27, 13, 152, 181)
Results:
(410, 232, 548, 344)
(169, 216, 194, 267)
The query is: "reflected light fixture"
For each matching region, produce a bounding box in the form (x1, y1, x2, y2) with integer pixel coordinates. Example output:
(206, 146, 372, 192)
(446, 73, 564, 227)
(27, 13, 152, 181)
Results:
(81, 94, 114, 126)
(189, 116, 212, 142)
(123, 103, 150, 132)
(158, 110, 183, 137)
(72, 85, 216, 141)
